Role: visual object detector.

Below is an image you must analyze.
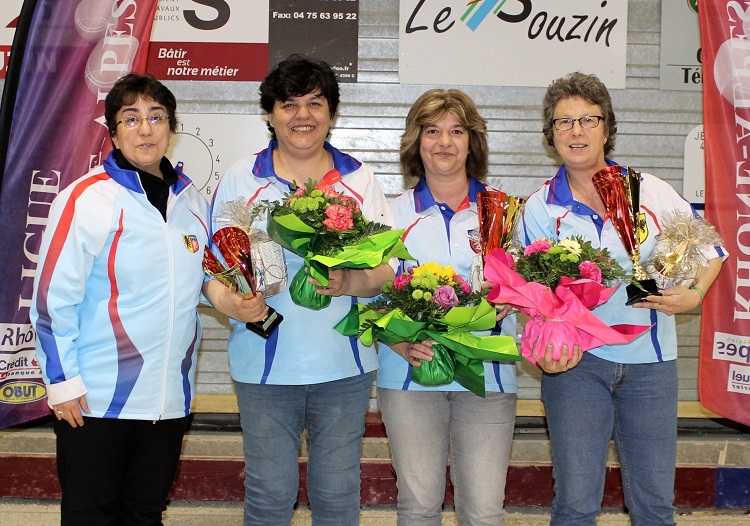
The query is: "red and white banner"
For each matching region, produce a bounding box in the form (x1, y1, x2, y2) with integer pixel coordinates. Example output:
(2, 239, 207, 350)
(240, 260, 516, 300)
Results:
(698, 1, 750, 427)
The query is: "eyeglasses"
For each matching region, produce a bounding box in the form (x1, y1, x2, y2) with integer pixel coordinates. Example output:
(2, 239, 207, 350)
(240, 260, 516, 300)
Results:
(117, 113, 167, 128)
(552, 115, 604, 131)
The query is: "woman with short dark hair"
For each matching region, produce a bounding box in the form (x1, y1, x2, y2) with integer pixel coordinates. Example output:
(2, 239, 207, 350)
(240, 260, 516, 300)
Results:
(210, 55, 395, 525)
(31, 73, 264, 526)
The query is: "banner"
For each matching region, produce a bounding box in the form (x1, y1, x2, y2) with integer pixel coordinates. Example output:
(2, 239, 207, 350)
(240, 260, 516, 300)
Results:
(0, 0, 158, 429)
(698, 1, 750, 427)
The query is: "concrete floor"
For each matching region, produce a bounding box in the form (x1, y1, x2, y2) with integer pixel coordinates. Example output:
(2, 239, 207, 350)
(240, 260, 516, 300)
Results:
(1, 499, 749, 525)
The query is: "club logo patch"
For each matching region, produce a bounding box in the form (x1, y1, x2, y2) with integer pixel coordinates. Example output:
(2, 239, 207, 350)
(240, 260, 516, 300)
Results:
(468, 228, 481, 254)
(183, 235, 200, 253)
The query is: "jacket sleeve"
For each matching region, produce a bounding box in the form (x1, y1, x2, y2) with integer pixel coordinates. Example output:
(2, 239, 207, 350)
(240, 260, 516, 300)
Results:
(30, 178, 113, 403)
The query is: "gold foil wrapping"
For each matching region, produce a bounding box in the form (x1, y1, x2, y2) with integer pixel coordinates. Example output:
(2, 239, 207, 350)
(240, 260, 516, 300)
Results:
(646, 210, 723, 289)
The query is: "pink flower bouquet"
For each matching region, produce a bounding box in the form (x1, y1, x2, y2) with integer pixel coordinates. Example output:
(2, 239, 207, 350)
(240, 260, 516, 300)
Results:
(268, 180, 411, 310)
(485, 237, 649, 364)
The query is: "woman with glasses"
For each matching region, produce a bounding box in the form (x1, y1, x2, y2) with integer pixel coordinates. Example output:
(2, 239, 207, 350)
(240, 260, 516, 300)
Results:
(517, 72, 726, 525)
(31, 73, 265, 526)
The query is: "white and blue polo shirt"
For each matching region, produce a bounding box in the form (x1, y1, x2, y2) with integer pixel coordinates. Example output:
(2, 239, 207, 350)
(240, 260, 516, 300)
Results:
(519, 162, 727, 364)
(377, 177, 518, 393)
(210, 140, 394, 385)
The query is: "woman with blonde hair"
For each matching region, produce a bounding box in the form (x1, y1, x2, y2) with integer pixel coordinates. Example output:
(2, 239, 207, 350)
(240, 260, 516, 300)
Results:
(377, 89, 519, 525)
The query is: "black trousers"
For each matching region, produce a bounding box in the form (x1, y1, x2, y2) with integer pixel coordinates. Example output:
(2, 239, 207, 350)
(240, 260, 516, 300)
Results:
(54, 416, 189, 526)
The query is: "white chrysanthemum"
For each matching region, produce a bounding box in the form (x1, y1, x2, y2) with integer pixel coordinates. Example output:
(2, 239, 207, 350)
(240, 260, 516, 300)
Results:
(559, 238, 582, 255)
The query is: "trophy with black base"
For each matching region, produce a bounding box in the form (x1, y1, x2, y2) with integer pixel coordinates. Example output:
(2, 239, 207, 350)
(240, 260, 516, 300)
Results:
(208, 226, 283, 338)
(593, 165, 660, 306)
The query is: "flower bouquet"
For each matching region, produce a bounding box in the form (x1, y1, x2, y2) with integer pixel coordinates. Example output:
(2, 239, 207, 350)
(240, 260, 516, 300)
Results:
(485, 236, 649, 364)
(267, 180, 411, 310)
(335, 262, 521, 397)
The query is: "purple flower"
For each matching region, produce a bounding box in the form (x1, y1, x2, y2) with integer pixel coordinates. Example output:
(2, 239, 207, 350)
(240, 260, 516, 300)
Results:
(432, 285, 459, 310)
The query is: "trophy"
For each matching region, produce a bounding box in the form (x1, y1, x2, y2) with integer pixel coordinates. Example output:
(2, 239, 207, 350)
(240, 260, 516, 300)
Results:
(646, 210, 723, 289)
(593, 165, 660, 305)
(476, 190, 526, 255)
(209, 226, 283, 338)
(470, 190, 526, 290)
(203, 248, 241, 292)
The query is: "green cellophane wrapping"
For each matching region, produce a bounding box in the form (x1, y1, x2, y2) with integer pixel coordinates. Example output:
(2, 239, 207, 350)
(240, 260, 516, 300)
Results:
(334, 298, 522, 397)
(268, 212, 412, 310)
(410, 342, 455, 387)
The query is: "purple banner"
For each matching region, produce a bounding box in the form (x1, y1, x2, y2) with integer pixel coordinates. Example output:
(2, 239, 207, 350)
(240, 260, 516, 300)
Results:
(0, 0, 158, 429)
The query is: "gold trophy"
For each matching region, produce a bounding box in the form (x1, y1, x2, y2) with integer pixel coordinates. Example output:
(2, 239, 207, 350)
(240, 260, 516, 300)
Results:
(476, 190, 526, 254)
(593, 165, 660, 305)
(209, 226, 283, 338)
(469, 190, 525, 292)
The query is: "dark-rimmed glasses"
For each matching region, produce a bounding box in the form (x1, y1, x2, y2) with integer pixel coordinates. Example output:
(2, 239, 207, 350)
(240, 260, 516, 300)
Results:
(552, 115, 604, 131)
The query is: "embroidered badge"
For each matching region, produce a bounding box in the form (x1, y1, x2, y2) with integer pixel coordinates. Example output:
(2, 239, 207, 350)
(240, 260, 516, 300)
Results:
(183, 235, 200, 253)
(467, 228, 481, 254)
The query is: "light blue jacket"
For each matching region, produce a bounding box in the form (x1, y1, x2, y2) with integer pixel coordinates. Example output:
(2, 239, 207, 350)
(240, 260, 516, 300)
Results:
(31, 152, 209, 420)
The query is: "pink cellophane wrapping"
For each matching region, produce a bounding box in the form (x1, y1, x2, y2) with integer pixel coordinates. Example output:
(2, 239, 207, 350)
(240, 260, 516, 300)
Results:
(484, 248, 650, 364)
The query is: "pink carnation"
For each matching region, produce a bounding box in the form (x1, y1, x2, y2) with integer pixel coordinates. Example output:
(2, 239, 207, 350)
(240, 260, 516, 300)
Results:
(393, 273, 413, 291)
(432, 285, 460, 310)
(322, 204, 354, 231)
(578, 260, 602, 283)
(317, 184, 339, 199)
(524, 239, 553, 256)
(293, 185, 307, 197)
(338, 194, 361, 213)
(453, 275, 471, 295)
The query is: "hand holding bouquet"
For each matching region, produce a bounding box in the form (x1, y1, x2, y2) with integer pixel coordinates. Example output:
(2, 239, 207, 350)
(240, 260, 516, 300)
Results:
(268, 180, 411, 310)
(485, 236, 649, 364)
(335, 262, 521, 397)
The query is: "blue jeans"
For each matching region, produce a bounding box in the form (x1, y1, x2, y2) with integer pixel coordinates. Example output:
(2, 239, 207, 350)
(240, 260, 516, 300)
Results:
(542, 353, 678, 526)
(378, 388, 517, 526)
(234, 372, 372, 526)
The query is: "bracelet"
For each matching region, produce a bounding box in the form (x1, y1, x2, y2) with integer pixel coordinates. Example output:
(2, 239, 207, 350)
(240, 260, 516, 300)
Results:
(690, 285, 705, 304)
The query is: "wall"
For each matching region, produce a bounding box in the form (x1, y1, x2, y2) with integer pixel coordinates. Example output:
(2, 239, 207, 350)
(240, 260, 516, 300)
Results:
(174, 0, 705, 405)
(0, 0, 706, 404)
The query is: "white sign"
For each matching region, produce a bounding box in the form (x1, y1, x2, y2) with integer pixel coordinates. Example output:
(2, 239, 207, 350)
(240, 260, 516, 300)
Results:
(682, 124, 705, 212)
(147, 0, 269, 81)
(168, 114, 270, 200)
(399, 0, 628, 88)
(0, 0, 25, 78)
(152, 0, 268, 43)
(659, 0, 701, 91)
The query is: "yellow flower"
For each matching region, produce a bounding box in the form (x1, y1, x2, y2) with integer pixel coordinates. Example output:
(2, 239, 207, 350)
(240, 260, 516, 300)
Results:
(558, 238, 582, 255)
(414, 262, 455, 281)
